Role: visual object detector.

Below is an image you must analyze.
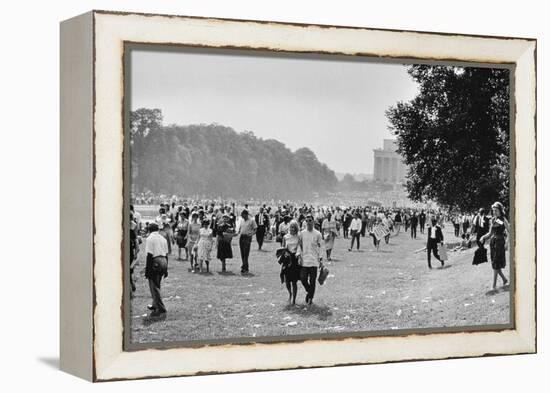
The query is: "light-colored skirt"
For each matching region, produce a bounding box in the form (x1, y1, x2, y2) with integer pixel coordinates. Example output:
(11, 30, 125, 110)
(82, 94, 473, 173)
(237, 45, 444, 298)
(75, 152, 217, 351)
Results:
(196, 239, 213, 261)
(324, 233, 335, 250)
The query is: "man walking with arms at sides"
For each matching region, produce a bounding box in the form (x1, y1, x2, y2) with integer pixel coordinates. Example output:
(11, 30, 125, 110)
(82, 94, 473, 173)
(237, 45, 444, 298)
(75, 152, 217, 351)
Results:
(348, 212, 362, 251)
(419, 210, 426, 234)
(410, 212, 418, 239)
(145, 223, 169, 318)
(297, 214, 325, 305)
(237, 209, 257, 274)
(426, 219, 444, 269)
(255, 206, 269, 251)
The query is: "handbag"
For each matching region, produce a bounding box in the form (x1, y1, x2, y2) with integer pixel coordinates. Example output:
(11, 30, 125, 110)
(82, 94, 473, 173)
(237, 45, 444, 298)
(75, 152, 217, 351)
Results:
(318, 265, 329, 285)
(438, 243, 448, 261)
(472, 245, 488, 265)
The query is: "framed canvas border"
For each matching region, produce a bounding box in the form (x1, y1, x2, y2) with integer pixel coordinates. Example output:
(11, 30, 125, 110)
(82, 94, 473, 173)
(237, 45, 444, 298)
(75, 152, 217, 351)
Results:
(87, 10, 536, 381)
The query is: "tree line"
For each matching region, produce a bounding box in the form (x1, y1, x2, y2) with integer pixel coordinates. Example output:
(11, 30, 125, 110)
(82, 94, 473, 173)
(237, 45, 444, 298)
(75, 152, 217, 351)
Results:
(130, 108, 338, 199)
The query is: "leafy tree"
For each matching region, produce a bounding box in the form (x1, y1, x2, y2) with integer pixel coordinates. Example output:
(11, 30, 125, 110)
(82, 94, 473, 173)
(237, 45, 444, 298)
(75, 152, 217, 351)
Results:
(386, 65, 510, 212)
(129, 108, 163, 191)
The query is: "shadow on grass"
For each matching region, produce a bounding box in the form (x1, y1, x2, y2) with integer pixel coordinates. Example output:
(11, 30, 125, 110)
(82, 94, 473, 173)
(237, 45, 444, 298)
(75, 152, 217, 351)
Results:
(217, 271, 236, 276)
(486, 284, 510, 296)
(141, 313, 167, 326)
(284, 303, 333, 321)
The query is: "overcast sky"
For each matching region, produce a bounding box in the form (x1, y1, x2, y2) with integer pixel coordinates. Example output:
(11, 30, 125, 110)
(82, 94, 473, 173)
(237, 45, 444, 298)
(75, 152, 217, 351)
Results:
(130, 47, 419, 174)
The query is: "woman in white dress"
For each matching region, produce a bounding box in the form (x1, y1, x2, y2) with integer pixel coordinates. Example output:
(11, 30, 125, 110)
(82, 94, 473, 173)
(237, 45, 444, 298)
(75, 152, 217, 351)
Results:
(196, 219, 214, 273)
(186, 212, 201, 272)
(322, 212, 337, 261)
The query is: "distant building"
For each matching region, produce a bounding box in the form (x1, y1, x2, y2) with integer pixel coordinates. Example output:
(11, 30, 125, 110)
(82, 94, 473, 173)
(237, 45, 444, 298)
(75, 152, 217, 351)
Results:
(373, 139, 407, 184)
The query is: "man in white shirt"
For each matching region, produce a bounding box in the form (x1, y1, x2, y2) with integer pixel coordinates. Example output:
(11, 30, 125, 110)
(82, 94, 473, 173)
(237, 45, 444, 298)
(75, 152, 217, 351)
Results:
(348, 213, 362, 251)
(238, 209, 257, 274)
(297, 214, 325, 305)
(145, 223, 169, 317)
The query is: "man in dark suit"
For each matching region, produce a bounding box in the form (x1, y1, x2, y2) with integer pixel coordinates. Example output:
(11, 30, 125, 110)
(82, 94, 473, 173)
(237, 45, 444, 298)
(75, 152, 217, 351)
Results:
(426, 219, 444, 269)
(419, 210, 426, 234)
(410, 212, 418, 239)
(472, 208, 490, 247)
(255, 207, 270, 250)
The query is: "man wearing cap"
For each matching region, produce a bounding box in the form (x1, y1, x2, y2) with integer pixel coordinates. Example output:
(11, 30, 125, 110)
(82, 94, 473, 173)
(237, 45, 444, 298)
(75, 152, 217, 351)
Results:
(237, 209, 257, 274)
(297, 214, 325, 305)
(145, 223, 169, 317)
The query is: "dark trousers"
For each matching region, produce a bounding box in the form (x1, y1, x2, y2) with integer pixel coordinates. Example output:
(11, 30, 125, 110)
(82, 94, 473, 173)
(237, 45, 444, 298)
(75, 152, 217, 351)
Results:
(454, 224, 460, 237)
(361, 221, 367, 237)
(427, 239, 441, 268)
(300, 266, 318, 302)
(343, 225, 349, 238)
(420, 220, 425, 233)
(256, 226, 266, 249)
(148, 273, 166, 313)
(350, 230, 360, 249)
(411, 225, 417, 239)
(239, 234, 252, 272)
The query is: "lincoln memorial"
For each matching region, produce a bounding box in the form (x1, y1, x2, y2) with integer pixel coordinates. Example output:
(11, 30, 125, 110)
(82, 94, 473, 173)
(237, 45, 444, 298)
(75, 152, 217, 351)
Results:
(373, 139, 407, 183)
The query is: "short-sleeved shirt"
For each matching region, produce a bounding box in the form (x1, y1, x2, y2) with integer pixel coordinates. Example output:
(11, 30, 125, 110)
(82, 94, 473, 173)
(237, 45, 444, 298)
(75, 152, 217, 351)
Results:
(298, 229, 324, 267)
(239, 218, 258, 236)
(145, 232, 168, 258)
(284, 233, 300, 253)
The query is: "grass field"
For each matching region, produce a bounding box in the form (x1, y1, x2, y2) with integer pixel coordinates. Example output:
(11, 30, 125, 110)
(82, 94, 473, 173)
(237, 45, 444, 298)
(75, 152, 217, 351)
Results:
(130, 225, 511, 344)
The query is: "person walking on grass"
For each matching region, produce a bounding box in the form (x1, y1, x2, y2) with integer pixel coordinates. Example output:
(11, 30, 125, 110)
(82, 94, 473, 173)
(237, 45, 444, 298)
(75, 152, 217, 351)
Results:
(281, 222, 301, 305)
(480, 202, 509, 290)
(298, 214, 325, 305)
(348, 213, 362, 251)
(237, 209, 257, 274)
(175, 212, 189, 261)
(144, 223, 168, 318)
(216, 213, 236, 273)
(419, 210, 426, 234)
(472, 207, 490, 247)
(322, 212, 338, 261)
(186, 212, 201, 272)
(426, 218, 444, 269)
(255, 207, 270, 250)
(195, 219, 214, 273)
(410, 212, 418, 239)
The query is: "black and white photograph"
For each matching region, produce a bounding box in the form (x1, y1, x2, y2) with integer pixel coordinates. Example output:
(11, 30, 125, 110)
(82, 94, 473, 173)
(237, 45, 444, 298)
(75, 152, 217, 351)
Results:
(126, 46, 513, 345)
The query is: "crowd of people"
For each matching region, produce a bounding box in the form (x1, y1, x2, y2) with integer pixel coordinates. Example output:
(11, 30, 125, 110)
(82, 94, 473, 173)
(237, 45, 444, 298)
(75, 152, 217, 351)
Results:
(130, 197, 510, 318)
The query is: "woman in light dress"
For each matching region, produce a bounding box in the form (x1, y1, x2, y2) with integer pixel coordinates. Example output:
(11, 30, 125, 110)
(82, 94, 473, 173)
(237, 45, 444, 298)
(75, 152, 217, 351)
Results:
(186, 212, 201, 272)
(196, 219, 214, 273)
(321, 212, 338, 261)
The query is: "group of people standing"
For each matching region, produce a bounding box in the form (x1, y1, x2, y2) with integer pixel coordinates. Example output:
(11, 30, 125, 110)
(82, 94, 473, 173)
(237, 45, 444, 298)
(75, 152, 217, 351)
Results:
(130, 198, 511, 318)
